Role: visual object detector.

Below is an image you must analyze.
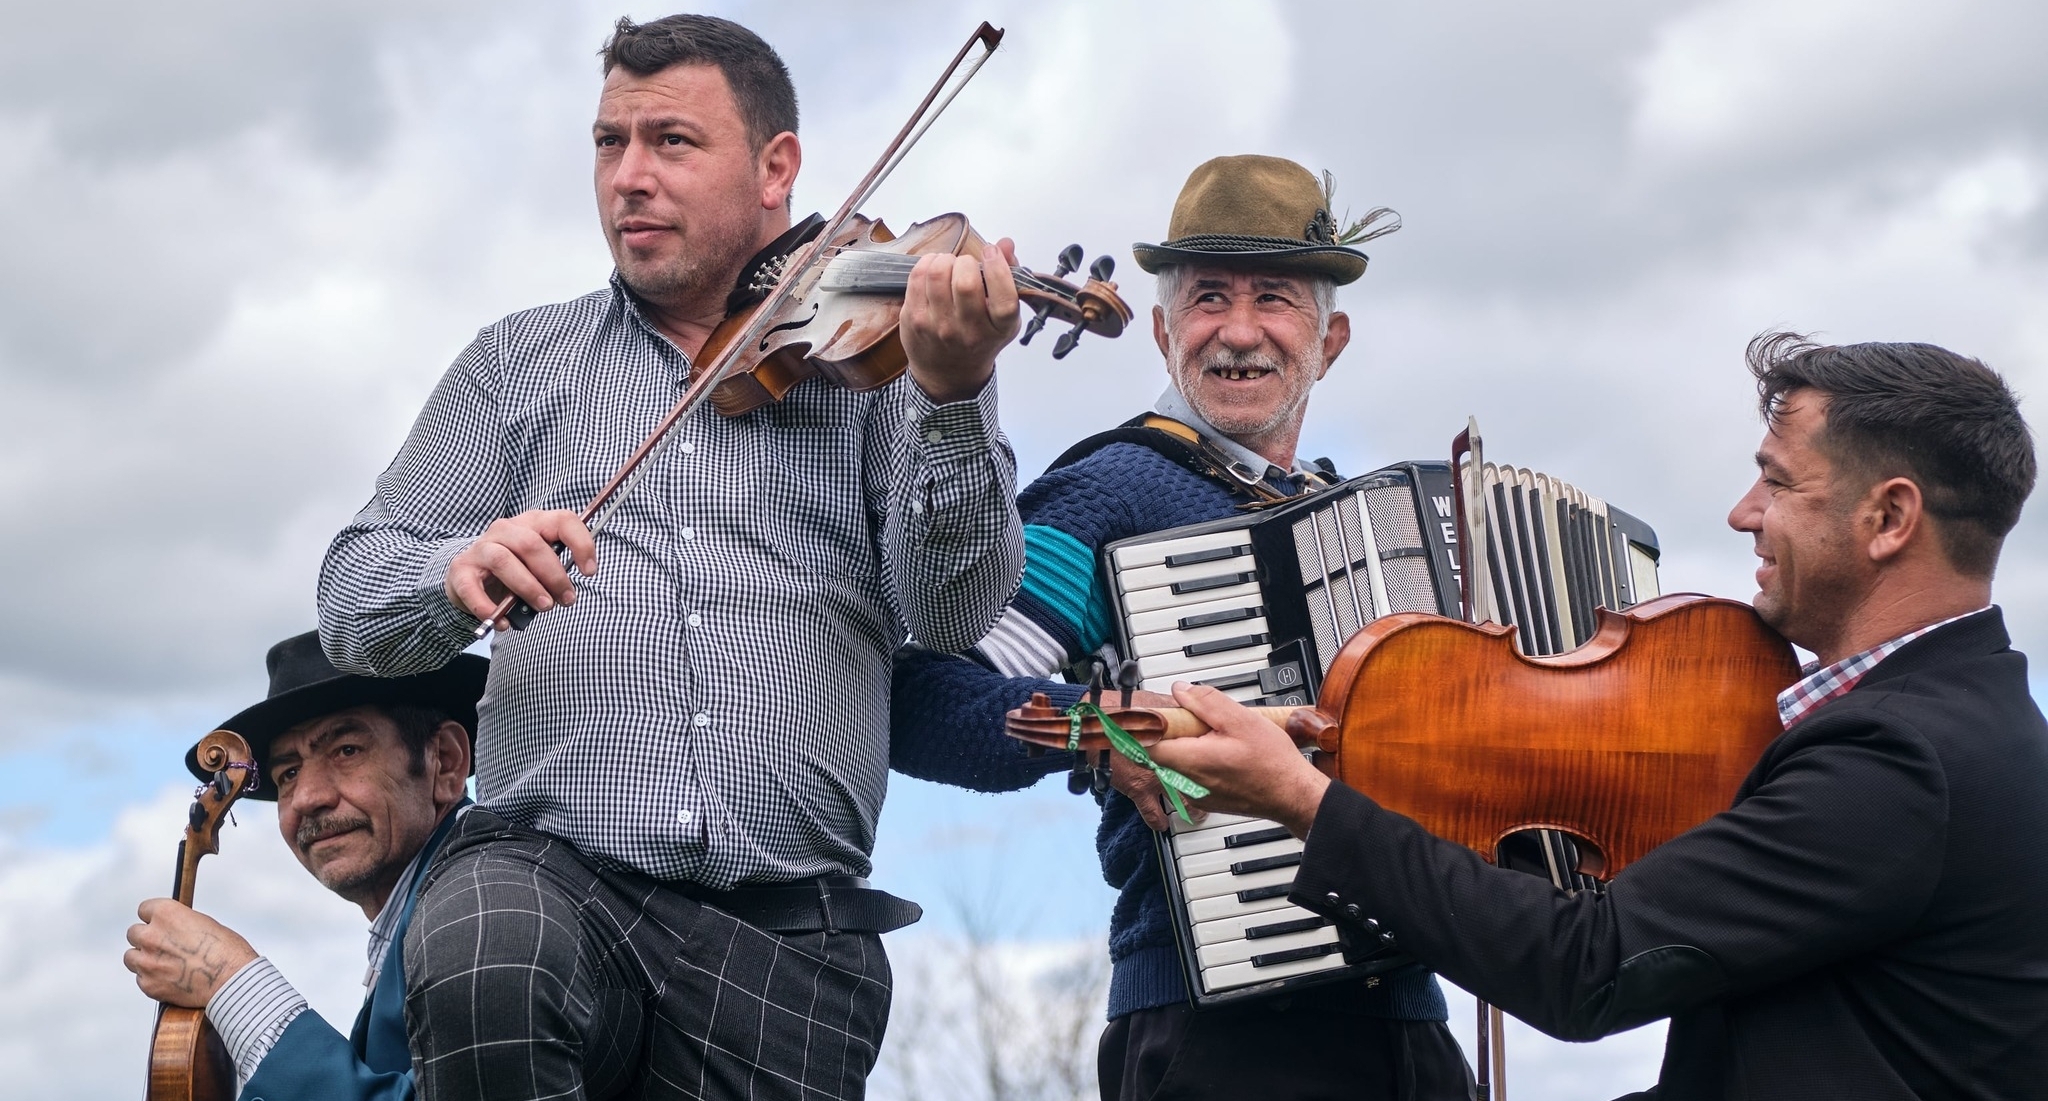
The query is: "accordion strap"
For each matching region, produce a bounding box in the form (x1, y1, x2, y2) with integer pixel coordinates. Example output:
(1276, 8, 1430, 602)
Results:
(1047, 414, 1321, 505)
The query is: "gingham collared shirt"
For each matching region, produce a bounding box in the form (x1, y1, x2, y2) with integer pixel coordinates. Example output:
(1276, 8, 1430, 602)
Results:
(1776, 607, 1992, 729)
(319, 275, 1022, 886)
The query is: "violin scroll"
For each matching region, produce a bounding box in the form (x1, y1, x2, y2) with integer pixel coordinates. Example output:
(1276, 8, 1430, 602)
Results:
(1021, 246, 1130, 358)
(170, 730, 258, 902)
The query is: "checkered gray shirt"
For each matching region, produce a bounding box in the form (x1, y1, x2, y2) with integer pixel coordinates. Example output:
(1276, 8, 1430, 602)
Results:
(318, 275, 1021, 887)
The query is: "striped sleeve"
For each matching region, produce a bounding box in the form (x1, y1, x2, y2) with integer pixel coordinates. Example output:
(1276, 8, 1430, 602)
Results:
(207, 956, 310, 1089)
(1022, 525, 1115, 649)
(970, 523, 1116, 675)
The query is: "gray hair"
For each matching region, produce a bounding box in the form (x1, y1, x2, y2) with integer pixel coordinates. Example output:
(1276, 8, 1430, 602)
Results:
(1154, 264, 1336, 338)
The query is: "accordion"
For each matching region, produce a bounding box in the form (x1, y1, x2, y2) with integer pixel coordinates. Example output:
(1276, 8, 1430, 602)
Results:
(1101, 450, 1661, 1006)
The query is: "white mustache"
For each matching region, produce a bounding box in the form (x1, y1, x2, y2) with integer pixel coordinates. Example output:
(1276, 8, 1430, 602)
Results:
(1201, 350, 1284, 375)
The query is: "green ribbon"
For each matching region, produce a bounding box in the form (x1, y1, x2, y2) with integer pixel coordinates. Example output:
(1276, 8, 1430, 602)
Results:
(1068, 699, 1211, 823)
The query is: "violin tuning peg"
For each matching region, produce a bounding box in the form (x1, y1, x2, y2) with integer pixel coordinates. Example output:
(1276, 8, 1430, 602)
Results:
(1052, 320, 1087, 359)
(1055, 243, 1084, 279)
(1117, 659, 1141, 705)
(1089, 255, 1115, 282)
(1019, 307, 1050, 346)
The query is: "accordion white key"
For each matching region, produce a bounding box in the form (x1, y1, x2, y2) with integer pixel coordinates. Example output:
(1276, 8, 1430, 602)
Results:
(1100, 456, 1661, 1006)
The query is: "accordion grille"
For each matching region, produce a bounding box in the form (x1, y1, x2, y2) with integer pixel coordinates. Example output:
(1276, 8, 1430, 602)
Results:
(1292, 517, 1325, 600)
(1292, 508, 1361, 673)
(1318, 513, 1351, 608)
(1305, 584, 1341, 671)
(1365, 486, 1438, 613)
(1380, 556, 1437, 614)
(1366, 485, 1419, 556)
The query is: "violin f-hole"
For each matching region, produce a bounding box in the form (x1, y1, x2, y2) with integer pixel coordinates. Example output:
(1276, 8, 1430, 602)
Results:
(759, 302, 820, 350)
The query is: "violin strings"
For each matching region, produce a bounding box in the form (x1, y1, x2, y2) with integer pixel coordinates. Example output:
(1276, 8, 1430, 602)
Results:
(812, 247, 1073, 295)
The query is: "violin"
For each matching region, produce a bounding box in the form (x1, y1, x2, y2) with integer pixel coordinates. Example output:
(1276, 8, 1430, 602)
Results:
(480, 21, 1132, 634)
(144, 729, 259, 1101)
(706, 211, 1130, 416)
(1006, 593, 1802, 878)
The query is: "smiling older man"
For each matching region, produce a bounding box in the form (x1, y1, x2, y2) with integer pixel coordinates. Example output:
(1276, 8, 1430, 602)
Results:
(889, 155, 1471, 1101)
(124, 632, 483, 1101)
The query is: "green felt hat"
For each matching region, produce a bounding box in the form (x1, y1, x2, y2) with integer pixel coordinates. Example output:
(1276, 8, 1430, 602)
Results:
(1133, 155, 1398, 286)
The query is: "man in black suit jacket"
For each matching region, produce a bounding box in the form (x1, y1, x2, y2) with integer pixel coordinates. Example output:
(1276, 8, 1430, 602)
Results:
(1147, 333, 2045, 1099)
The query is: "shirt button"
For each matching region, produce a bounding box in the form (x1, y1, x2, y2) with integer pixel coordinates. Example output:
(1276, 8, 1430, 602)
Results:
(693, 712, 711, 729)
(1344, 904, 1364, 922)
(680, 440, 696, 454)
(925, 426, 945, 444)
(676, 809, 694, 824)
(1325, 892, 1342, 906)
(686, 613, 703, 628)
(680, 526, 696, 541)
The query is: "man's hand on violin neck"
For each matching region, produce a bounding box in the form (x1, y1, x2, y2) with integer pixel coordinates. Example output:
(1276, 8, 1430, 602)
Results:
(447, 510, 598, 631)
(125, 899, 258, 1009)
(1111, 689, 1201, 832)
(1148, 682, 1331, 839)
(901, 237, 1021, 404)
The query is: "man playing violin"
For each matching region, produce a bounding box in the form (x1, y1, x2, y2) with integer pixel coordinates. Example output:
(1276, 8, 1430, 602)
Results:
(317, 14, 1024, 1101)
(124, 632, 484, 1101)
(890, 155, 1473, 1100)
(1149, 335, 2047, 1099)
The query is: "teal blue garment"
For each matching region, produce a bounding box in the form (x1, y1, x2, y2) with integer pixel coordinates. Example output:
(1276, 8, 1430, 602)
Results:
(1018, 524, 1114, 654)
(240, 805, 464, 1101)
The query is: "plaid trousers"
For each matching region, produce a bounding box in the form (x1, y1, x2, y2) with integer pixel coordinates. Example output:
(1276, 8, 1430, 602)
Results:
(403, 809, 894, 1101)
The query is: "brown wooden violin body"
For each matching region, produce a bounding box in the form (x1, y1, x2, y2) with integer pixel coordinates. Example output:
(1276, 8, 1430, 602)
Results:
(146, 729, 258, 1101)
(703, 212, 1132, 416)
(1008, 593, 1802, 879)
(1302, 593, 1800, 875)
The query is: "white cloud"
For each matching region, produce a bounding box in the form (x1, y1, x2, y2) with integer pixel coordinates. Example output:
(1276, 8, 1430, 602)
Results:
(1631, 0, 2048, 167)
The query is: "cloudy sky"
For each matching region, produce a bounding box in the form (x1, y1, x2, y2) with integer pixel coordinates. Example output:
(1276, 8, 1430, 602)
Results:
(4, 1, 2045, 1097)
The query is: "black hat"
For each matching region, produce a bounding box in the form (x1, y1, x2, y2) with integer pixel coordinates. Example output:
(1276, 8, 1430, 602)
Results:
(185, 631, 488, 801)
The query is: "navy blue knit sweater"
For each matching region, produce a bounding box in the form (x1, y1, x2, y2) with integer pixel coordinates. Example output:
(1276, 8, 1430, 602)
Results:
(890, 439, 1447, 1021)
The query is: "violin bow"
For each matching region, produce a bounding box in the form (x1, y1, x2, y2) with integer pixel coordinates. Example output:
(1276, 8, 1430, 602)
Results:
(478, 22, 1007, 637)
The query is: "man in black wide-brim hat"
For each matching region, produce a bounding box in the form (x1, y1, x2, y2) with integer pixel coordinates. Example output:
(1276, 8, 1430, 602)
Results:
(123, 631, 485, 1101)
